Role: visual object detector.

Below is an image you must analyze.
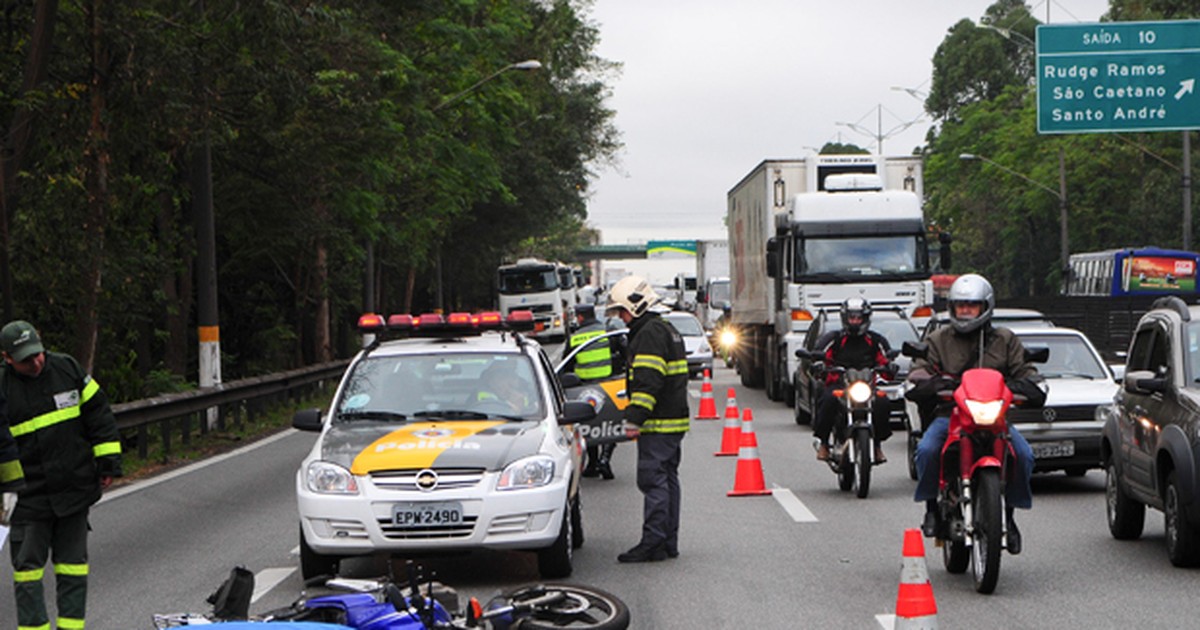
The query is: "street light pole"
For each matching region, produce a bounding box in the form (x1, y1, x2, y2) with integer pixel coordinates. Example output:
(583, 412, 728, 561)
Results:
(961, 151, 1070, 288)
(836, 104, 922, 156)
(433, 59, 542, 113)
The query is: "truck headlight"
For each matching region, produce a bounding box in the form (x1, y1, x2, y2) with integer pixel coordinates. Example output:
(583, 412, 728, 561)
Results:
(498, 455, 555, 490)
(305, 461, 359, 495)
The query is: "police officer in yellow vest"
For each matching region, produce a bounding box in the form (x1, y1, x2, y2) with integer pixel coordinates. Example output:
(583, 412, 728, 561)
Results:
(570, 304, 616, 479)
(606, 276, 690, 563)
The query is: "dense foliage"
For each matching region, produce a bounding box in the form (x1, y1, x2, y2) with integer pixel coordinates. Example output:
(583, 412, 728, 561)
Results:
(0, 0, 617, 400)
(921, 0, 1198, 298)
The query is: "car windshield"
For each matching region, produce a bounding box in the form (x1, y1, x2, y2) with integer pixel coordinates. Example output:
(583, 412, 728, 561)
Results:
(335, 352, 543, 421)
(1017, 333, 1109, 380)
(665, 315, 704, 337)
(871, 317, 919, 347)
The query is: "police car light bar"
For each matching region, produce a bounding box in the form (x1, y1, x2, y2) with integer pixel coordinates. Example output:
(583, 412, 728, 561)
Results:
(357, 313, 386, 332)
(505, 310, 536, 332)
(387, 314, 414, 331)
(358, 311, 534, 337)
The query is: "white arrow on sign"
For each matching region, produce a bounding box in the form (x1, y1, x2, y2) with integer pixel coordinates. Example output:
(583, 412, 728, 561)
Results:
(1176, 78, 1195, 100)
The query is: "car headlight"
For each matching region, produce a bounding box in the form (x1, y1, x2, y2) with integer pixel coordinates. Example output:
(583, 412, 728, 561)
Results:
(305, 461, 359, 495)
(497, 455, 556, 490)
(847, 381, 872, 404)
(965, 399, 1004, 426)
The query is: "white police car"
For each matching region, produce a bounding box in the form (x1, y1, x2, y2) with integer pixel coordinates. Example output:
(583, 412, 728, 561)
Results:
(293, 312, 594, 580)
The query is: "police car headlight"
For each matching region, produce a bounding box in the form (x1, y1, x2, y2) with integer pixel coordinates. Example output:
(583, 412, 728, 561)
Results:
(305, 461, 359, 495)
(847, 381, 872, 404)
(497, 456, 555, 490)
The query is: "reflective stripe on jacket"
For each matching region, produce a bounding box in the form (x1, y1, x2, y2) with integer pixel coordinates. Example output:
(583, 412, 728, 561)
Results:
(569, 321, 612, 380)
(625, 313, 690, 434)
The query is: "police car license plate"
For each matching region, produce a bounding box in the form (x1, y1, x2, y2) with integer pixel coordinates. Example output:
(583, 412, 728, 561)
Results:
(392, 502, 463, 528)
(1031, 441, 1075, 459)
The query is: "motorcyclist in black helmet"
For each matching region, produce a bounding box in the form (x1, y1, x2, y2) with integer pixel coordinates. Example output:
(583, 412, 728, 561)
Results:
(812, 297, 893, 463)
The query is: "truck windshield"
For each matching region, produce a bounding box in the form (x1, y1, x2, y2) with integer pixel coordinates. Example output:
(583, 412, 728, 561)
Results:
(499, 268, 558, 294)
(708, 281, 731, 307)
(797, 235, 926, 278)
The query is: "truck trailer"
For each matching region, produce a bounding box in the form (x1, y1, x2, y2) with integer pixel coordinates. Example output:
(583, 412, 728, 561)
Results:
(695, 239, 730, 330)
(726, 154, 949, 404)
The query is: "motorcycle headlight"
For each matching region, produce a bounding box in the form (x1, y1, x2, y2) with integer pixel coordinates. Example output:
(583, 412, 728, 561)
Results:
(498, 455, 556, 490)
(847, 381, 872, 404)
(720, 330, 738, 348)
(965, 399, 1004, 426)
(305, 461, 359, 495)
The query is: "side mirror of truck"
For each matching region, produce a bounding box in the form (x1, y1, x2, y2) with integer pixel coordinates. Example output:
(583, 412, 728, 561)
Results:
(766, 236, 780, 279)
(938, 232, 952, 271)
(696, 288, 707, 304)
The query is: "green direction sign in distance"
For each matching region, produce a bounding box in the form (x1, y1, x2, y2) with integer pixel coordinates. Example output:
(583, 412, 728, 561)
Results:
(1037, 20, 1200, 133)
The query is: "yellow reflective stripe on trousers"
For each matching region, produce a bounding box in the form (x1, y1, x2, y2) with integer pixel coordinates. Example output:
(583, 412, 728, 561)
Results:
(93, 441, 121, 457)
(18, 624, 50, 630)
(641, 417, 690, 433)
(14, 568, 44, 582)
(630, 392, 656, 410)
(632, 354, 666, 374)
(58, 618, 85, 630)
(9, 405, 81, 438)
(666, 360, 689, 376)
(55, 563, 89, 576)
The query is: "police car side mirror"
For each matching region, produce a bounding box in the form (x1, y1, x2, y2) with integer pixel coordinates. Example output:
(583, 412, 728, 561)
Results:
(561, 400, 597, 425)
(559, 373, 583, 388)
(292, 408, 324, 432)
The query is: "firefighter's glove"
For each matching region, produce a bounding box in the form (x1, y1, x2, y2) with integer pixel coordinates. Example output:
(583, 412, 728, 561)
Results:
(0, 492, 16, 525)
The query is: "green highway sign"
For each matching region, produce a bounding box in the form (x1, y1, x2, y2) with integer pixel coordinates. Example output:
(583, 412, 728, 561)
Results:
(1037, 20, 1200, 133)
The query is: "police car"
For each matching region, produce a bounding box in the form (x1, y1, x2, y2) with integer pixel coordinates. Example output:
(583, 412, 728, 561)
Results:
(292, 311, 595, 580)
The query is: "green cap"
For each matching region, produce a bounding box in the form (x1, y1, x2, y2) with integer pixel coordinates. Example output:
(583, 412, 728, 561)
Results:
(1, 320, 43, 362)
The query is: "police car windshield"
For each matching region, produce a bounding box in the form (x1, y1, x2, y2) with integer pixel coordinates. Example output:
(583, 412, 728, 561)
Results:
(335, 353, 544, 422)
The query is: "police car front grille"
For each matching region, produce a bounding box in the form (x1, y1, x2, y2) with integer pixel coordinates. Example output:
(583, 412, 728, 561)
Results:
(1008, 404, 1099, 423)
(370, 467, 487, 491)
(378, 517, 478, 540)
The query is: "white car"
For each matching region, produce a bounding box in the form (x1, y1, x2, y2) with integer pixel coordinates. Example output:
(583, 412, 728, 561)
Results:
(292, 313, 594, 580)
(663, 311, 714, 378)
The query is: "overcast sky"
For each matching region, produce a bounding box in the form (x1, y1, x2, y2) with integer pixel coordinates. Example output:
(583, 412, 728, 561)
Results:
(583, 0, 1111, 285)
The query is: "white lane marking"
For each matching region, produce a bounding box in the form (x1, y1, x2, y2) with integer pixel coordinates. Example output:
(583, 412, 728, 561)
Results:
(771, 485, 818, 522)
(100, 429, 301, 504)
(876, 613, 895, 629)
(252, 567, 297, 603)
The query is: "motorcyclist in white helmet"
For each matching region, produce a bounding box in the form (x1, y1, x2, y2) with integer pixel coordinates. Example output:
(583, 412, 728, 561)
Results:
(905, 274, 1044, 554)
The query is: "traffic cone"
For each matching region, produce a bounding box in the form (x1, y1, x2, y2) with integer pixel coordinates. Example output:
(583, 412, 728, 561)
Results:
(894, 528, 938, 629)
(694, 369, 719, 420)
(713, 397, 742, 457)
(723, 388, 740, 421)
(727, 409, 772, 496)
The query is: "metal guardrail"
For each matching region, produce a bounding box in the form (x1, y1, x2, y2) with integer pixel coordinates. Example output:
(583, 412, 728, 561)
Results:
(113, 360, 349, 460)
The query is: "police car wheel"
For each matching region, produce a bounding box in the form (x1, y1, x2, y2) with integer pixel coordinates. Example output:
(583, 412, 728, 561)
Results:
(537, 501, 574, 578)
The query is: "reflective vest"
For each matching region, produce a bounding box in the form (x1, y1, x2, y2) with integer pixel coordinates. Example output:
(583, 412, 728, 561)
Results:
(569, 321, 612, 380)
(625, 314, 690, 434)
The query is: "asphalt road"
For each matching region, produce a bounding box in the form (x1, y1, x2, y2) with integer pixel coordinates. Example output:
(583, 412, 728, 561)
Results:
(3, 364, 1200, 629)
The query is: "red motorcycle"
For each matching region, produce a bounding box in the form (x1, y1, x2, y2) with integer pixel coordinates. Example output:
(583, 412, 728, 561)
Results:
(904, 341, 1046, 595)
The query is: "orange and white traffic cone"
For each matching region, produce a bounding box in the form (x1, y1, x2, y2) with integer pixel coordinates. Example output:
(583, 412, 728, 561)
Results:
(894, 528, 938, 629)
(713, 397, 742, 457)
(723, 388, 739, 421)
(694, 369, 719, 420)
(727, 409, 772, 497)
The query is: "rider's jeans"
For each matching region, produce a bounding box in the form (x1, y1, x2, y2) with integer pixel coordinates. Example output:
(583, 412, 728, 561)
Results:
(913, 416, 1034, 509)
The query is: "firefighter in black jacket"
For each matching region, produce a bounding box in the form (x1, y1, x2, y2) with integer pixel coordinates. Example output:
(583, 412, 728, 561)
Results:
(606, 276, 690, 563)
(2, 320, 123, 630)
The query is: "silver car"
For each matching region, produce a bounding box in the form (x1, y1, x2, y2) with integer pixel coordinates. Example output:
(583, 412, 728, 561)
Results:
(663, 311, 714, 378)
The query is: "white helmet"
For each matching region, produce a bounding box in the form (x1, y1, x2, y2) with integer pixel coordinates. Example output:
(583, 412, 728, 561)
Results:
(947, 273, 994, 334)
(606, 275, 660, 318)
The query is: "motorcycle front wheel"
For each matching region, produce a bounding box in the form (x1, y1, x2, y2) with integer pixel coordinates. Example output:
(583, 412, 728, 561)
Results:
(492, 583, 631, 630)
(971, 468, 1004, 594)
(853, 429, 872, 499)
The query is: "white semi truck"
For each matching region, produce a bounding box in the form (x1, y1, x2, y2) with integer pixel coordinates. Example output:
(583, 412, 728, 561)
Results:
(726, 154, 950, 404)
(496, 258, 570, 341)
(695, 239, 730, 330)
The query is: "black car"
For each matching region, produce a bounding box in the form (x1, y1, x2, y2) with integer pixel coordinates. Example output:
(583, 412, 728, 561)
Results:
(1101, 296, 1200, 566)
(792, 307, 919, 426)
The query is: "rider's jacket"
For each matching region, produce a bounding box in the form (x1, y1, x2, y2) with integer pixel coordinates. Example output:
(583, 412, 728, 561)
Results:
(569, 319, 612, 380)
(822, 331, 890, 385)
(909, 324, 1039, 416)
(624, 313, 690, 434)
(3, 352, 123, 521)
